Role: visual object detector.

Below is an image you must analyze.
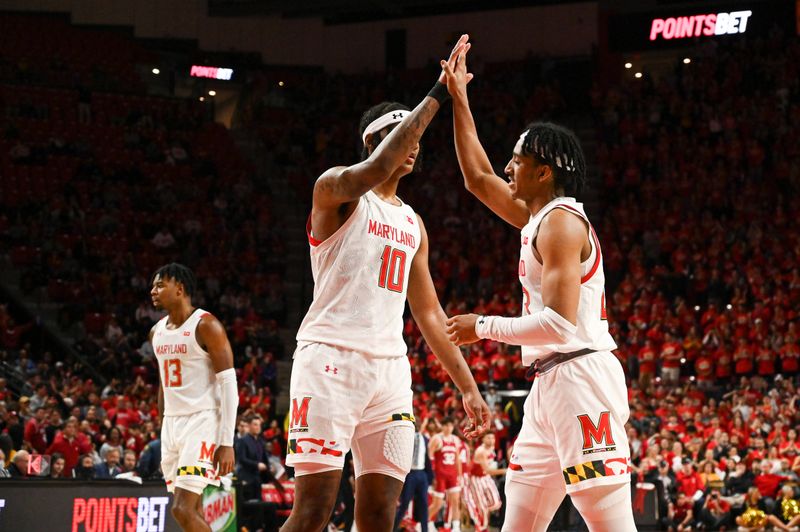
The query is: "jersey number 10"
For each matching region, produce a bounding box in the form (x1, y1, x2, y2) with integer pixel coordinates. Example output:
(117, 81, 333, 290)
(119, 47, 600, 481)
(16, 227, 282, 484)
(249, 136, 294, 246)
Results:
(378, 245, 407, 292)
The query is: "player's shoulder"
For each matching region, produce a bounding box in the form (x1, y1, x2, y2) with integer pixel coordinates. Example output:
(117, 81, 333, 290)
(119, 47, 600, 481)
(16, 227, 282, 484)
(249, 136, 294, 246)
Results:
(539, 206, 588, 242)
(196, 310, 224, 336)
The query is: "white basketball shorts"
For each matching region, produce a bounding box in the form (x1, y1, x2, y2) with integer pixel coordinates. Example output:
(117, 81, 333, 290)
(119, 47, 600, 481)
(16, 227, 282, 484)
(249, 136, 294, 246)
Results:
(507, 351, 631, 494)
(286, 342, 415, 482)
(161, 409, 221, 495)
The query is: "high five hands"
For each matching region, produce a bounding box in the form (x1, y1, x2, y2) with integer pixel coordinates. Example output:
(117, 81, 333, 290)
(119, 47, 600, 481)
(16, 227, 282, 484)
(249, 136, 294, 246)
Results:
(440, 34, 474, 97)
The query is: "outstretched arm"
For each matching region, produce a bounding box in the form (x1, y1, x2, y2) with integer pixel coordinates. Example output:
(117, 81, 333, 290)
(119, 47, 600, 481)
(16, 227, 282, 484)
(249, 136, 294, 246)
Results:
(313, 35, 470, 211)
(441, 45, 530, 229)
(407, 215, 490, 439)
(446, 209, 585, 346)
(197, 314, 238, 477)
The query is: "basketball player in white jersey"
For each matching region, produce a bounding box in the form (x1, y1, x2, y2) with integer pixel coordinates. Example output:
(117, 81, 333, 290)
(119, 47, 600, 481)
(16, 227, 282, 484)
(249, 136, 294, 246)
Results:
(149, 263, 238, 532)
(282, 35, 490, 532)
(441, 49, 636, 531)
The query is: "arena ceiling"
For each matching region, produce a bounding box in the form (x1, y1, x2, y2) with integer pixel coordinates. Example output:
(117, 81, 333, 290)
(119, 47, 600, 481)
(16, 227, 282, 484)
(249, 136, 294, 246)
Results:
(208, 0, 589, 23)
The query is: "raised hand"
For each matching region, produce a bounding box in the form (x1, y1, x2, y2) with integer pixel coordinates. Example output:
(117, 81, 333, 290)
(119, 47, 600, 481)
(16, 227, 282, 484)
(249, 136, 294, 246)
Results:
(439, 38, 474, 97)
(438, 34, 470, 84)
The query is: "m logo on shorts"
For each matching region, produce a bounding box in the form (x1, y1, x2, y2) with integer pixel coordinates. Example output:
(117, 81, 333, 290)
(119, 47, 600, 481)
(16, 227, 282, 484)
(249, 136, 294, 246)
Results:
(199, 441, 216, 462)
(290, 397, 312, 431)
(577, 411, 616, 454)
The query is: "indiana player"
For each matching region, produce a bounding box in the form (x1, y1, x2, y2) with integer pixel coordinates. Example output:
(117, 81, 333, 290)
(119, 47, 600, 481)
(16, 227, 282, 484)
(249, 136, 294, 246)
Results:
(428, 417, 463, 531)
(150, 263, 238, 531)
(282, 35, 490, 532)
(441, 50, 636, 530)
(465, 432, 504, 532)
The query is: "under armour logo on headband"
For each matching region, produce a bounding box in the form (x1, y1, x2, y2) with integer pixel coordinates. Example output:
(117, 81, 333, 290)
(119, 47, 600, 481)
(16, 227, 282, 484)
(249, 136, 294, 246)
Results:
(362, 110, 410, 143)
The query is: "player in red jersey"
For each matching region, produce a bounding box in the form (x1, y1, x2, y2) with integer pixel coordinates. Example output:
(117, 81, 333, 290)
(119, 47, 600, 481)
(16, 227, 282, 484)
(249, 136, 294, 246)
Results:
(149, 263, 238, 531)
(428, 417, 463, 531)
(465, 432, 504, 532)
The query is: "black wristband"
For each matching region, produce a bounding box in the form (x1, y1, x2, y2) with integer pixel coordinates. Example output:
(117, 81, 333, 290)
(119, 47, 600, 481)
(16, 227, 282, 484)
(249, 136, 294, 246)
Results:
(427, 81, 450, 105)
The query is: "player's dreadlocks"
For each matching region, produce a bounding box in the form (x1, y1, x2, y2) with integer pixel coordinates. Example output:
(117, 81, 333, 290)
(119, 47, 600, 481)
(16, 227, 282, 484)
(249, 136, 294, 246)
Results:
(521, 122, 586, 196)
(151, 263, 196, 298)
(358, 101, 411, 162)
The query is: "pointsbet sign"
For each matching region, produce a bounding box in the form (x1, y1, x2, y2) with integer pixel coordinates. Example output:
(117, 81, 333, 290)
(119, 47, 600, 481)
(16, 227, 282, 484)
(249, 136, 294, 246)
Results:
(649, 10, 752, 41)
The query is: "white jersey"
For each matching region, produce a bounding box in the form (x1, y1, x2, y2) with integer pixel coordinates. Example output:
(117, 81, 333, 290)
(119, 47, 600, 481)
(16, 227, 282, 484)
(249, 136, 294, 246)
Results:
(153, 308, 219, 416)
(297, 190, 421, 358)
(518, 197, 617, 366)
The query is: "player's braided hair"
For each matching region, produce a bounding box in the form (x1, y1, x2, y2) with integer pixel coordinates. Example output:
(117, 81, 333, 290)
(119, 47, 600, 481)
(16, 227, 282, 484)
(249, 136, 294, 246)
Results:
(358, 101, 411, 162)
(151, 263, 196, 298)
(521, 122, 586, 196)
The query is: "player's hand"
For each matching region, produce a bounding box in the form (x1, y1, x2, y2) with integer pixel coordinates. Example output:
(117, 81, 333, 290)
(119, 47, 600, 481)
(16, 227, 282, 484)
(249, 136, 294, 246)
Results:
(446, 314, 480, 346)
(461, 390, 491, 440)
(214, 445, 235, 477)
(438, 34, 473, 85)
(439, 37, 474, 98)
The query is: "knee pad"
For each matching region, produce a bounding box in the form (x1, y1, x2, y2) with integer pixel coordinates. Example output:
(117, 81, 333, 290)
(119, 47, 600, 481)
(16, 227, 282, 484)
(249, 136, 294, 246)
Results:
(353, 425, 414, 482)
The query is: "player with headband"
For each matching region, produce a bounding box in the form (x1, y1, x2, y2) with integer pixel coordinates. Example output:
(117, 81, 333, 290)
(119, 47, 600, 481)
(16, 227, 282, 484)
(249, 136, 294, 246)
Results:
(441, 42, 636, 531)
(282, 35, 490, 532)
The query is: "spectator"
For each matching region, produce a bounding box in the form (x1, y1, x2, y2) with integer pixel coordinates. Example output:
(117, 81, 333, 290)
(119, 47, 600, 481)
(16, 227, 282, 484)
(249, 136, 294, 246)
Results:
(0, 448, 8, 478)
(73, 454, 96, 480)
(45, 417, 93, 476)
(49, 453, 66, 479)
(667, 491, 694, 531)
(675, 458, 704, 499)
(93, 448, 122, 479)
(119, 449, 138, 475)
(4, 410, 23, 450)
(99, 426, 124, 460)
(698, 488, 730, 530)
(23, 407, 49, 454)
(29, 384, 49, 411)
(7, 449, 30, 478)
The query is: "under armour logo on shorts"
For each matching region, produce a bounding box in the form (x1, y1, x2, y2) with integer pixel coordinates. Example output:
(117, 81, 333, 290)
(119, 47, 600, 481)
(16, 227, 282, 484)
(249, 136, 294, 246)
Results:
(325, 365, 338, 375)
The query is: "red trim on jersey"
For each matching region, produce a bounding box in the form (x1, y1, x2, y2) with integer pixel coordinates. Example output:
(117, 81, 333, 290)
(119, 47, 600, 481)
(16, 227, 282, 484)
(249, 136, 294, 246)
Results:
(166, 480, 173, 485)
(306, 215, 322, 247)
(581, 228, 602, 283)
(200, 312, 213, 320)
(509, 462, 523, 471)
(553, 204, 602, 284)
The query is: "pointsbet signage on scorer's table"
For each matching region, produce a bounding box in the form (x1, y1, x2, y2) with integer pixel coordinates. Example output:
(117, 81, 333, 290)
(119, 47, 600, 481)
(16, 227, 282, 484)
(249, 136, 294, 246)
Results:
(72, 496, 170, 531)
(0, 480, 181, 531)
(649, 10, 752, 41)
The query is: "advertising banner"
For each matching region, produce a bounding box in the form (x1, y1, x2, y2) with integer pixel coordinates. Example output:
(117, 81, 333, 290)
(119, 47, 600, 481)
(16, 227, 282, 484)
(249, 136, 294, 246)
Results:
(0, 480, 179, 531)
(202, 483, 236, 532)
